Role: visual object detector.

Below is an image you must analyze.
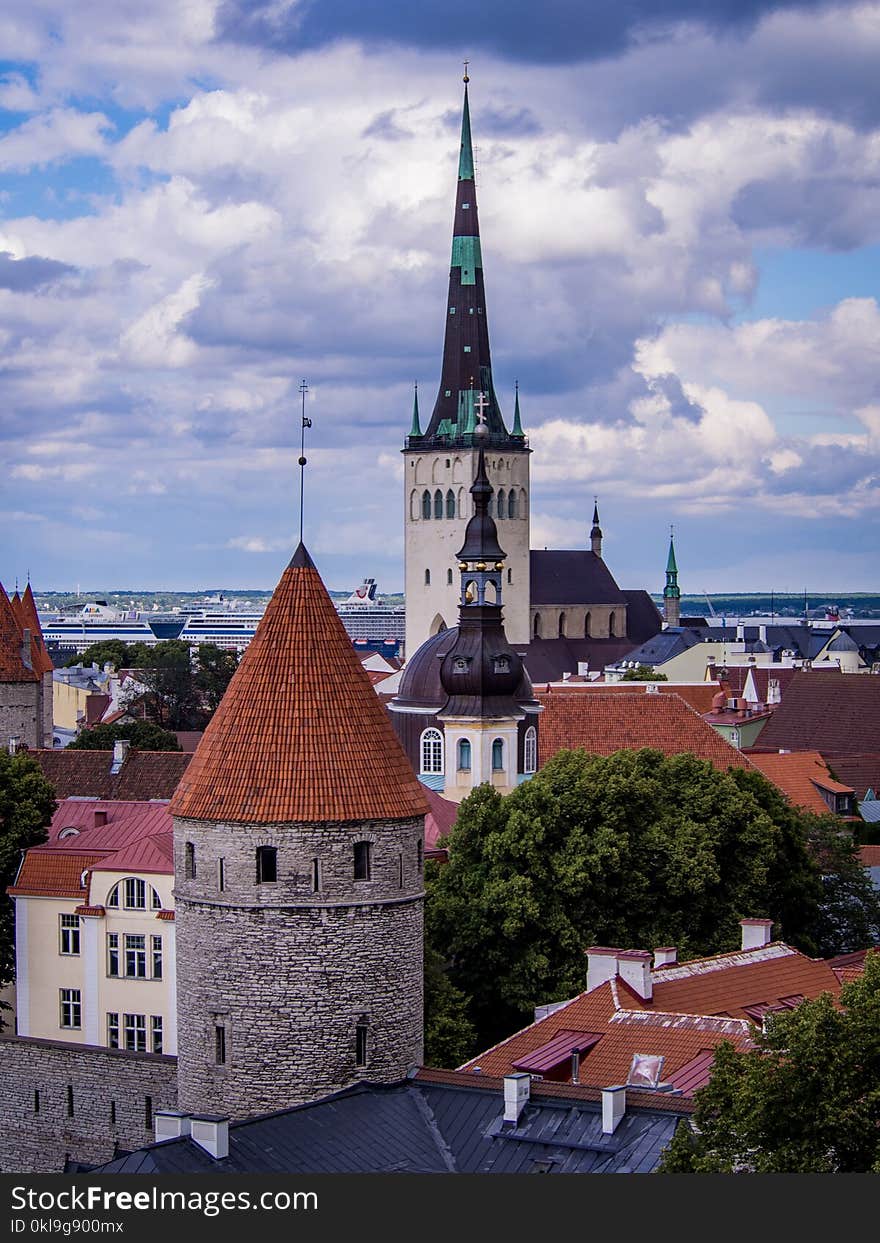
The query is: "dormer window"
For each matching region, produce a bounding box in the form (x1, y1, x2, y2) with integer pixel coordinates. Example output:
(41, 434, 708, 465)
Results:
(493, 656, 510, 674)
(453, 656, 470, 673)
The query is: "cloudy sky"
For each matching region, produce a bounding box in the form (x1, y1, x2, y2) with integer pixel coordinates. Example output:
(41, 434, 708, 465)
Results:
(1, 1, 878, 595)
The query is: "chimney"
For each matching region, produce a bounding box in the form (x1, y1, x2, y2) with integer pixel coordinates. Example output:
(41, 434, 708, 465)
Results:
(110, 740, 130, 773)
(154, 1111, 191, 1143)
(586, 947, 619, 993)
(653, 947, 677, 969)
(601, 1086, 626, 1135)
(190, 1115, 229, 1160)
(736, 623, 745, 641)
(740, 918, 773, 951)
(21, 628, 33, 671)
(8, 736, 20, 756)
(758, 625, 767, 643)
(616, 950, 653, 1001)
(577, 661, 589, 677)
(93, 809, 108, 828)
(503, 1073, 531, 1126)
(562, 671, 571, 682)
(767, 678, 781, 705)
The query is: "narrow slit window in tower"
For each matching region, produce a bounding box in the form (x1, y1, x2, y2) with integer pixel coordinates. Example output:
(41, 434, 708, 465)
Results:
(256, 846, 277, 884)
(354, 841, 372, 882)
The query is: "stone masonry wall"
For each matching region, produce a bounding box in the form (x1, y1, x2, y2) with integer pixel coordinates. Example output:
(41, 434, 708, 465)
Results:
(0, 1035, 177, 1173)
(0, 682, 43, 751)
(174, 814, 424, 1119)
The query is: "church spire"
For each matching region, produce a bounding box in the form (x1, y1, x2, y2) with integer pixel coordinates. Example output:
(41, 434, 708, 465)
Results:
(663, 527, 681, 627)
(409, 383, 422, 437)
(411, 76, 512, 447)
(511, 381, 524, 438)
(590, 497, 603, 557)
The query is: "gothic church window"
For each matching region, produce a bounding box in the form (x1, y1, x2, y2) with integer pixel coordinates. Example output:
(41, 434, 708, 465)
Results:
(425, 568, 431, 586)
(497, 488, 506, 519)
(585, 612, 591, 638)
(508, 491, 517, 519)
(533, 613, 542, 638)
(559, 613, 567, 638)
(447, 568, 453, 585)
(609, 611, 617, 638)
(433, 489, 443, 519)
(446, 489, 456, 518)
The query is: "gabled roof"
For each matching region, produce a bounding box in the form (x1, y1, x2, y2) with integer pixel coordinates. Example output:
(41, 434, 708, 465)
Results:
(756, 671, 880, 755)
(530, 550, 627, 607)
(614, 628, 701, 669)
(522, 638, 640, 683)
(822, 753, 880, 800)
(0, 582, 38, 683)
(8, 852, 106, 900)
(170, 543, 429, 824)
(31, 749, 191, 800)
(621, 590, 663, 644)
(746, 750, 854, 814)
(536, 691, 753, 772)
(532, 680, 728, 716)
(12, 584, 54, 676)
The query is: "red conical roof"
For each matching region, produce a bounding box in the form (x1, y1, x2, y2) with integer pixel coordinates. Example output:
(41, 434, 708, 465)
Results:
(170, 544, 429, 824)
(15, 585, 54, 675)
(0, 583, 38, 683)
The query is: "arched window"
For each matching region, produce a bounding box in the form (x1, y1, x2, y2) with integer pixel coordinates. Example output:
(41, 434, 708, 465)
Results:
(524, 726, 537, 774)
(410, 490, 419, 520)
(447, 568, 453, 585)
(519, 488, 527, 517)
(424, 568, 431, 586)
(558, 612, 567, 638)
(497, 488, 506, 519)
(585, 612, 591, 638)
(457, 738, 472, 771)
(445, 489, 455, 519)
(507, 568, 512, 584)
(422, 490, 432, 519)
(533, 613, 542, 638)
(353, 841, 372, 881)
(609, 611, 617, 638)
(508, 491, 516, 519)
(420, 728, 444, 774)
(457, 487, 465, 517)
(107, 878, 161, 911)
(491, 738, 505, 771)
(433, 489, 443, 519)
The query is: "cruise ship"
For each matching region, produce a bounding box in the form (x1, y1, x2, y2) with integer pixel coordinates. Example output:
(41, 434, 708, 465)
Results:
(335, 579, 405, 646)
(38, 602, 164, 655)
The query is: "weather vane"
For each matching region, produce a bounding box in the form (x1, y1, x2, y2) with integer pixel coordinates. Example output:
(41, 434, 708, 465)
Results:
(463, 60, 470, 83)
(298, 380, 311, 544)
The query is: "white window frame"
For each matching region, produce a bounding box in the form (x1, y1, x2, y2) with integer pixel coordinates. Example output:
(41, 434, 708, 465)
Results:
(524, 726, 538, 774)
(59, 913, 81, 956)
(124, 1012, 147, 1052)
(151, 1015, 163, 1055)
(420, 728, 444, 775)
(107, 1011, 119, 1048)
(124, 934, 147, 979)
(60, 988, 81, 1029)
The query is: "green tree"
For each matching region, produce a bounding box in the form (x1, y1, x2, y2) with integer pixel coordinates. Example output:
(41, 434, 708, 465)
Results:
(66, 640, 140, 669)
(123, 640, 201, 730)
(194, 644, 239, 715)
(426, 749, 837, 1048)
(659, 952, 880, 1172)
(67, 721, 181, 751)
(424, 942, 478, 1069)
(0, 752, 56, 1021)
(621, 665, 668, 681)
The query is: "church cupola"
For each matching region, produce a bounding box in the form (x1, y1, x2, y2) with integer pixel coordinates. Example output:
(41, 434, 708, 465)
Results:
(663, 528, 681, 627)
(590, 499, 603, 558)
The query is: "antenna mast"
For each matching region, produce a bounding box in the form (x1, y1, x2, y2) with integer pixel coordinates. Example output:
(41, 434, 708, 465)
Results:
(298, 380, 311, 544)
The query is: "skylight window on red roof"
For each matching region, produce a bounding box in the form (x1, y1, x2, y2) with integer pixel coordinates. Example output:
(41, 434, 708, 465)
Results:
(627, 1053, 665, 1089)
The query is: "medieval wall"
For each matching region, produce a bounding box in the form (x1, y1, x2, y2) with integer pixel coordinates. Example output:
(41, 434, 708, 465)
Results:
(0, 681, 43, 751)
(0, 1034, 177, 1173)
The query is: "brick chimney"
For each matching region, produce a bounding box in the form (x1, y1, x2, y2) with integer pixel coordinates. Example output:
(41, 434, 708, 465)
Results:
(616, 950, 653, 1001)
(740, 918, 773, 951)
(586, 947, 619, 993)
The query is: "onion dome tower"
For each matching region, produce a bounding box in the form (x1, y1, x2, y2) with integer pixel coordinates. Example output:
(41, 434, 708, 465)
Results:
(391, 424, 541, 802)
(403, 74, 531, 656)
(663, 529, 681, 627)
(170, 543, 429, 1120)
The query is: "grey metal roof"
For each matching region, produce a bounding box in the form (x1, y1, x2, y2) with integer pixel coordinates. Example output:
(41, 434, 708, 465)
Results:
(614, 629, 699, 668)
(91, 1079, 685, 1175)
(530, 551, 627, 607)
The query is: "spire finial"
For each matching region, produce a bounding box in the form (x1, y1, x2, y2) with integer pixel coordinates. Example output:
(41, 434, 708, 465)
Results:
(298, 380, 311, 545)
(409, 382, 422, 438)
(463, 60, 470, 84)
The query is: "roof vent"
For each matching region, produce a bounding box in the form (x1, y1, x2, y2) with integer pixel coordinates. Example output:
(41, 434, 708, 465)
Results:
(190, 1114, 229, 1160)
(154, 1110, 191, 1143)
(110, 739, 130, 774)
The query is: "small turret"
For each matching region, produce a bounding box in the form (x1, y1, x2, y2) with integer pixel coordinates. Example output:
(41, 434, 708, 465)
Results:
(590, 499, 603, 558)
(663, 528, 681, 627)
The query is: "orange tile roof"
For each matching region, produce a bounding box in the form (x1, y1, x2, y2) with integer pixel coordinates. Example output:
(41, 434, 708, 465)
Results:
(32, 749, 191, 800)
(13, 584, 54, 676)
(9, 852, 106, 899)
(0, 582, 38, 683)
(859, 844, 880, 868)
(463, 943, 849, 1092)
(532, 681, 727, 715)
(536, 691, 752, 772)
(170, 544, 429, 824)
(747, 750, 853, 815)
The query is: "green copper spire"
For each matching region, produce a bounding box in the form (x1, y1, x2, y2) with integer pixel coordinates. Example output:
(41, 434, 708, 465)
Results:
(666, 531, 678, 577)
(459, 78, 474, 181)
(511, 381, 524, 437)
(409, 383, 422, 437)
(664, 528, 680, 601)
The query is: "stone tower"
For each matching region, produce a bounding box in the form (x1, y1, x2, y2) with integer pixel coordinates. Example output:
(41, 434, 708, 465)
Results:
(403, 77, 530, 657)
(663, 530, 681, 627)
(169, 543, 429, 1120)
(0, 581, 53, 750)
(390, 429, 541, 803)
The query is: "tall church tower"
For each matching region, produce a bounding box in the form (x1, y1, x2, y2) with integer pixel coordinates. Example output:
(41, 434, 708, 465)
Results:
(170, 543, 429, 1120)
(663, 530, 681, 627)
(403, 76, 530, 656)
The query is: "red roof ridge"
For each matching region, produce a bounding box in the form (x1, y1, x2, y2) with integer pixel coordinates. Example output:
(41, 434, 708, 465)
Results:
(653, 942, 796, 981)
(609, 1009, 753, 1037)
(170, 545, 429, 824)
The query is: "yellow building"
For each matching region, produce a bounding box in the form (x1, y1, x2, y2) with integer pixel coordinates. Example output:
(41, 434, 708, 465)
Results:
(9, 799, 176, 1055)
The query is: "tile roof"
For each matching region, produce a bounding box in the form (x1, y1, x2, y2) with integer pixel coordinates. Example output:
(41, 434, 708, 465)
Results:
(756, 671, 880, 755)
(463, 942, 852, 1093)
(621, 589, 663, 643)
(0, 582, 38, 683)
(31, 749, 191, 800)
(719, 665, 799, 702)
(522, 638, 641, 683)
(745, 750, 853, 814)
(532, 680, 728, 716)
(536, 691, 753, 772)
(825, 753, 880, 800)
(9, 852, 106, 899)
(13, 584, 55, 676)
(424, 788, 458, 853)
(170, 543, 429, 824)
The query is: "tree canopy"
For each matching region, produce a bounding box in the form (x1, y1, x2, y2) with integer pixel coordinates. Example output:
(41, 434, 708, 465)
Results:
(426, 748, 879, 1048)
(620, 665, 668, 681)
(0, 752, 55, 1011)
(660, 952, 880, 1172)
(67, 721, 182, 751)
